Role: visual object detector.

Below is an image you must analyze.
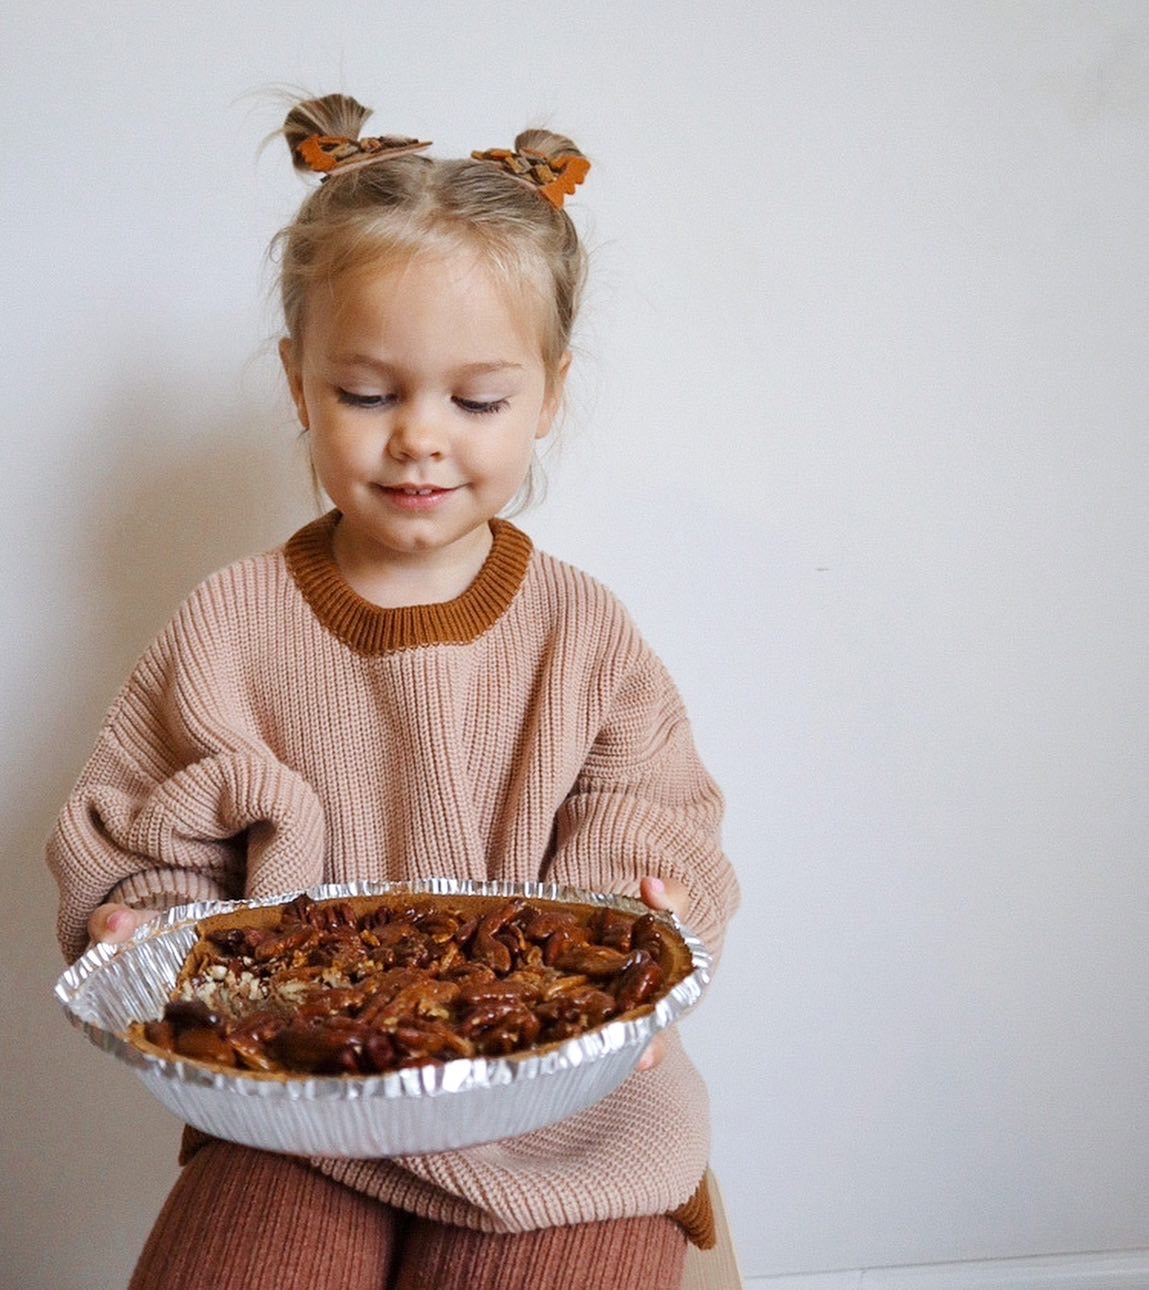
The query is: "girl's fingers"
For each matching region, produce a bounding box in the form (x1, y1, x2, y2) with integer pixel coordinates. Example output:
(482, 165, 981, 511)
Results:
(637, 1035, 667, 1072)
(639, 875, 689, 919)
(87, 903, 153, 945)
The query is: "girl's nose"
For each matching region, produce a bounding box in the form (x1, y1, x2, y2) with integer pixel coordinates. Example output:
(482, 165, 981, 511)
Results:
(388, 403, 445, 460)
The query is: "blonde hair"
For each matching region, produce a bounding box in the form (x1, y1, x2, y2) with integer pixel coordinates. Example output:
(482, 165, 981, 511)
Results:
(275, 94, 588, 389)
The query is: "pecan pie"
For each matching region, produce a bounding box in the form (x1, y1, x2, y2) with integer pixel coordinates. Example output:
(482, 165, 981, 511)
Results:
(128, 892, 692, 1077)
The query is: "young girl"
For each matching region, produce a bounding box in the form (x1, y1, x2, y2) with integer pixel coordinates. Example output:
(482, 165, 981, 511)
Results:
(48, 93, 739, 1290)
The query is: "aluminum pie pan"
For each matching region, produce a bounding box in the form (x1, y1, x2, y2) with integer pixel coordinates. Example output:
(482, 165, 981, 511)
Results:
(55, 879, 712, 1157)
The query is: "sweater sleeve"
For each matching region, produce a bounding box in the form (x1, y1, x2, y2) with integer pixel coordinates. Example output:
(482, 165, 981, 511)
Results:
(46, 604, 327, 964)
(545, 647, 739, 965)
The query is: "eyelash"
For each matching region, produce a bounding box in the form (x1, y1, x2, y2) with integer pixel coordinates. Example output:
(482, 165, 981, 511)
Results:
(455, 398, 507, 416)
(336, 390, 507, 416)
(336, 390, 392, 410)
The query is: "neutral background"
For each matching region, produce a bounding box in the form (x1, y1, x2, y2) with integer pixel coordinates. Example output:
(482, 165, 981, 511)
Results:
(3, 3, 1147, 1286)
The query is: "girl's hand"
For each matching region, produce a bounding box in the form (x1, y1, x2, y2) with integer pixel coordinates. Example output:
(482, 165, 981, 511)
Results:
(87, 903, 158, 946)
(639, 876, 689, 921)
(635, 876, 689, 1072)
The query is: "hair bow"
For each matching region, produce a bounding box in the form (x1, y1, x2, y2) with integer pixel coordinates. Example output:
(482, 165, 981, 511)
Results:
(296, 134, 432, 177)
(471, 147, 590, 208)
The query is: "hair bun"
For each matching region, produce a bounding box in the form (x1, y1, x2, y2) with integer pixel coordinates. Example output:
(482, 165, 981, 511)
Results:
(513, 128, 585, 162)
(283, 94, 373, 170)
(472, 129, 588, 209)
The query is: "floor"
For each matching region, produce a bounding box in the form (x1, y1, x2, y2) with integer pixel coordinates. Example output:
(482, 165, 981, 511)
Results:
(745, 1248, 1149, 1289)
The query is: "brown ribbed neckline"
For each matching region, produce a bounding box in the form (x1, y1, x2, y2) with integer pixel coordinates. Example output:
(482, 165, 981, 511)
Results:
(283, 511, 533, 655)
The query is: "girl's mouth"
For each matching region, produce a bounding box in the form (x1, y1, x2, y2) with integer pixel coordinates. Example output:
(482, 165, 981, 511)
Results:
(379, 484, 457, 510)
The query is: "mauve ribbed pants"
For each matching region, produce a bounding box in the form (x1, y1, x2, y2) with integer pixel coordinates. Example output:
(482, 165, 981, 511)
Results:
(129, 1140, 687, 1290)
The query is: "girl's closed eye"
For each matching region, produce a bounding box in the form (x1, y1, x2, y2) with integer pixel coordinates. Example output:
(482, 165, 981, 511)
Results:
(454, 396, 508, 416)
(337, 389, 396, 409)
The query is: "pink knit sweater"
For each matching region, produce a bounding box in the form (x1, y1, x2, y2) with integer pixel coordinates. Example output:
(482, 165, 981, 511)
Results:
(48, 512, 739, 1239)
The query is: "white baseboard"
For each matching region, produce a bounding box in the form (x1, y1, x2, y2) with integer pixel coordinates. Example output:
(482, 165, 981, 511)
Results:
(747, 1273, 863, 1290)
(746, 1248, 1149, 1290)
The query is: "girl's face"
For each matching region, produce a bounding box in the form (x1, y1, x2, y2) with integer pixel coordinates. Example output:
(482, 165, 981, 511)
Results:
(281, 248, 565, 602)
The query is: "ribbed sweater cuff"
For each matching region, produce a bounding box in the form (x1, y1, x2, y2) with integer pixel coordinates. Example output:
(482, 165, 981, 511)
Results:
(107, 869, 229, 915)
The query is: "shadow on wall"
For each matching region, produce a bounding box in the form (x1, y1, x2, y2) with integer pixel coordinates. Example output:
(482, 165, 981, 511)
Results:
(0, 373, 314, 1290)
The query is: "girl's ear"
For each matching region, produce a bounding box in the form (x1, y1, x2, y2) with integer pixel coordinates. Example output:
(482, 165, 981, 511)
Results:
(537, 350, 572, 440)
(279, 337, 309, 430)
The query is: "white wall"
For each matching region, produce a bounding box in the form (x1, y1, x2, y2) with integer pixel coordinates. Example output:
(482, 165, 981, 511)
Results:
(3, 3, 1147, 1285)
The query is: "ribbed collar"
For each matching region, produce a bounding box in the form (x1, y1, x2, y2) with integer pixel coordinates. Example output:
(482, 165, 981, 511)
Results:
(283, 511, 533, 655)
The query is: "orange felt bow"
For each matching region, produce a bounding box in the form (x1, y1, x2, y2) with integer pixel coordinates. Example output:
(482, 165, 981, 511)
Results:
(296, 134, 432, 176)
(471, 147, 590, 208)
